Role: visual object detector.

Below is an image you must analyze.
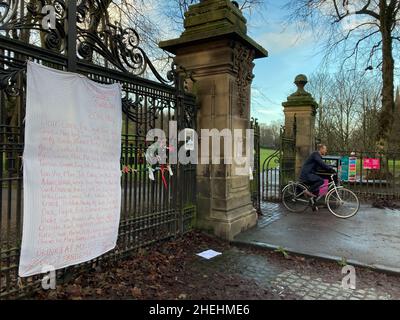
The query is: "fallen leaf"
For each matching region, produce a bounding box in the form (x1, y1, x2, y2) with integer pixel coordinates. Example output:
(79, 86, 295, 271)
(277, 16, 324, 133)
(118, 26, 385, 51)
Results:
(131, 287, 142, 298)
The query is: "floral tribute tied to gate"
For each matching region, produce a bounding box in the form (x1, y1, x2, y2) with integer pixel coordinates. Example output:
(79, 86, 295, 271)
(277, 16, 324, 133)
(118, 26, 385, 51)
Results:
(19, 62, 123, 277)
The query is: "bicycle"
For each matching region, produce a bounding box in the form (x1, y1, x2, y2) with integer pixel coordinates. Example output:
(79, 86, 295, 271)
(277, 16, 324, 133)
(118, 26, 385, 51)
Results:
(282, 174, 360, 219)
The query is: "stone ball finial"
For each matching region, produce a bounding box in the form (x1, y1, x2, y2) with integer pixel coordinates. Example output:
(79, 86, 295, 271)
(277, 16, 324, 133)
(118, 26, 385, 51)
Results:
(284, 74, 318, 111)
(286, 74, 313, 99)
(294, 74, 308, 90)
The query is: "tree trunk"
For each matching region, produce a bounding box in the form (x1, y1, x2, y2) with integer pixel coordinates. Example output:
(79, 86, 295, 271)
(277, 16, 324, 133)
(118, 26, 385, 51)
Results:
(376, 0, 395, 153)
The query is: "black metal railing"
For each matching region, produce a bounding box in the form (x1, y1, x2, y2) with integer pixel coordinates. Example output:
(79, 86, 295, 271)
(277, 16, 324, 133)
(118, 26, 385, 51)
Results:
(328, 150, 400, 200)
(261, 122, 296, 203)
(261, 149, 282, 202)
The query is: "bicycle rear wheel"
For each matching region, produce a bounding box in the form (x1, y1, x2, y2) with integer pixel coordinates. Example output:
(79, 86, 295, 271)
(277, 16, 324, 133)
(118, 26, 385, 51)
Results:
(326, 188, 360, 219)
(282, 183, 310, 213)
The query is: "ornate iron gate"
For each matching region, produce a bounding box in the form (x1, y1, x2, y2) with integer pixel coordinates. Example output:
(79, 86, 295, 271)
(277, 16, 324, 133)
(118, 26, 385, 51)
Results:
(251, 118, 261, 214)
(0, 1, 196, 299)
(261, 119, 296, 202)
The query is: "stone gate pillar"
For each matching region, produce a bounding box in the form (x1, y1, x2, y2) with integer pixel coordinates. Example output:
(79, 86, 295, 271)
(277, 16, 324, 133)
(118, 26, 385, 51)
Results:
(159, 0, 267, 240)
(282, 75, 318, 178)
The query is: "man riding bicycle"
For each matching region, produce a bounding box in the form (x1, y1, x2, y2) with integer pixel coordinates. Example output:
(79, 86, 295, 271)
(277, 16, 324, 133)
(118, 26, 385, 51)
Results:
(300, 144, 336, 199)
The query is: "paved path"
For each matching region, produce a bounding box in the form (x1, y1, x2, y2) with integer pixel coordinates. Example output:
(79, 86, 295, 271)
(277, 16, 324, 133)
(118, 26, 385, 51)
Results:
(269, 269, 392, 300)
(190, 246, 396, 300)
(234, 202, 400, 273)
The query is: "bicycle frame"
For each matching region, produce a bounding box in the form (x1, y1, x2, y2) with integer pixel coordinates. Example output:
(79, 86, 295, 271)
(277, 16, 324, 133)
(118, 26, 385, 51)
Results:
(283, 174, 360, 217)
(318, 174, 343, 202)
(287, 174, 343, 203)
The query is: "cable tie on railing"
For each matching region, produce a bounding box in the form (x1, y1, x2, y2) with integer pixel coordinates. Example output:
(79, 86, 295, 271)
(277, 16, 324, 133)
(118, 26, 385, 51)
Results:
(167, 165, 173, 176)
(148, 166, 155, 181)
(17, 277, 24, 289)
(21, 58, 32, 68)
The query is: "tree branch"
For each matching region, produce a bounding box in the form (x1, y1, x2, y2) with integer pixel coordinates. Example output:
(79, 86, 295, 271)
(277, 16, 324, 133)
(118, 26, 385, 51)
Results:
(332, 0, 380, 22)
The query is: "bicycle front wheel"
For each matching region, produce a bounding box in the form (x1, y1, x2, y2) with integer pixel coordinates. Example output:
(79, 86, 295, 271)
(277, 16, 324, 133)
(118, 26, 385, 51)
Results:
(282, 183, 310, 213)
(326, 188, 360, 219)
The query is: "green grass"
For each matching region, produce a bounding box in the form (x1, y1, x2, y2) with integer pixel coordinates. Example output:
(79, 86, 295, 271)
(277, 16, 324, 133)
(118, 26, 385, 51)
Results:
(260, 148, 279, 170)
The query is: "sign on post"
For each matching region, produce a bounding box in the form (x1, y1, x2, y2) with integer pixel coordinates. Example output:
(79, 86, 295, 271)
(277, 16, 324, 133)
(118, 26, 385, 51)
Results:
(363, 158, 380, 170)
(340, 156, 349, 181)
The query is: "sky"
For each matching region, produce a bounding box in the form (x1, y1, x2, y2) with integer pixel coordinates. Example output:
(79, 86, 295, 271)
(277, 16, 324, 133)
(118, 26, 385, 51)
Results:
(245, 2, 400, 125)
(145, 1, 399, 126)
(144, 1, 324, 125)
(247, 2, 325, 125)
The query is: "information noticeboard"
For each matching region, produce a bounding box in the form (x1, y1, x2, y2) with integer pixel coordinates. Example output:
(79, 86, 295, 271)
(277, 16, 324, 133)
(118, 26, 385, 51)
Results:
(341, 156, 349, 181)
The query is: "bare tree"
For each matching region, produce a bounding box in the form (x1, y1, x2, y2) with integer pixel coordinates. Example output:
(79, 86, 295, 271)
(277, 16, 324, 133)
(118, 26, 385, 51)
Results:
(357, 76, 382, 150)
(308, 71, 382, 151)
(259, 120, 282, 149)
(284, 0, 400, 153)
(390, 86, 400, 151)
(308, 72, 331, 137)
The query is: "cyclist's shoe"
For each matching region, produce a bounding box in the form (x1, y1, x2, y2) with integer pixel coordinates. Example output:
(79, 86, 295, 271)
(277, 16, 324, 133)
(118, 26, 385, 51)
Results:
(309, 198, 319, 212)
(311, 204, 319, 212)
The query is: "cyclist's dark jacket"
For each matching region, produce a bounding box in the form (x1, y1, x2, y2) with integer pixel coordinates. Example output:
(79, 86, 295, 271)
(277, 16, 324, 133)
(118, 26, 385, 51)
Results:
(299, 151, 334, 180)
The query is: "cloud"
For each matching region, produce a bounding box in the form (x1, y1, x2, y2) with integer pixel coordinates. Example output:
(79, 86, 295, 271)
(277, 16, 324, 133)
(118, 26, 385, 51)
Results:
(250, 85, 284, 124)
(255, 22, 314, 55)
(255, 109, 280, 115)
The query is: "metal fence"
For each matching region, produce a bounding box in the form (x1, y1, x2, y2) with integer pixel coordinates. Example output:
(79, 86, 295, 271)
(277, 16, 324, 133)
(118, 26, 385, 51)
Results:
(0, 1, 196, 299)
(251, 118, 261, 214)
(328, 150, 400, 199)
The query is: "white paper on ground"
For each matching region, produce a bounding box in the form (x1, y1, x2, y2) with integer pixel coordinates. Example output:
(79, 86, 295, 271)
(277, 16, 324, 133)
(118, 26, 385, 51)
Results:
(19, 61, 122, 277)
(196, 249, 222, 260)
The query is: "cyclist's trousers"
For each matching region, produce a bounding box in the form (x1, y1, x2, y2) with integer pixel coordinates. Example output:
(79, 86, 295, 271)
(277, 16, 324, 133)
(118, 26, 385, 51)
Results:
(304, 174, 324, 195)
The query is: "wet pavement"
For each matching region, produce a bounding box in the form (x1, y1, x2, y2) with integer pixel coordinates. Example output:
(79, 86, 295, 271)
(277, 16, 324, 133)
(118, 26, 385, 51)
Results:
(234, 202, 400, 274)
(31, 229, 400, 301)
(190, 246, 396, 300)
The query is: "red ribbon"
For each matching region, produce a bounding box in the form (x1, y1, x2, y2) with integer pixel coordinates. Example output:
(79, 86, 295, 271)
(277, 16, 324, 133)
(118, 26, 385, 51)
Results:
(159, 165, 168, 190)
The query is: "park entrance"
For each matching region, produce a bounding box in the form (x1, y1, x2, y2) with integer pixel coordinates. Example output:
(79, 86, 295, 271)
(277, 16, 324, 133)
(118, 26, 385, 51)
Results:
(259, 120, 297, 204)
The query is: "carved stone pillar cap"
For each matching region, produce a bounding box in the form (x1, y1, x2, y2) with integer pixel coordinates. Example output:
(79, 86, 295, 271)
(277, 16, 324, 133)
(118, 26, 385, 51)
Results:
(159, 0, 267, 59)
